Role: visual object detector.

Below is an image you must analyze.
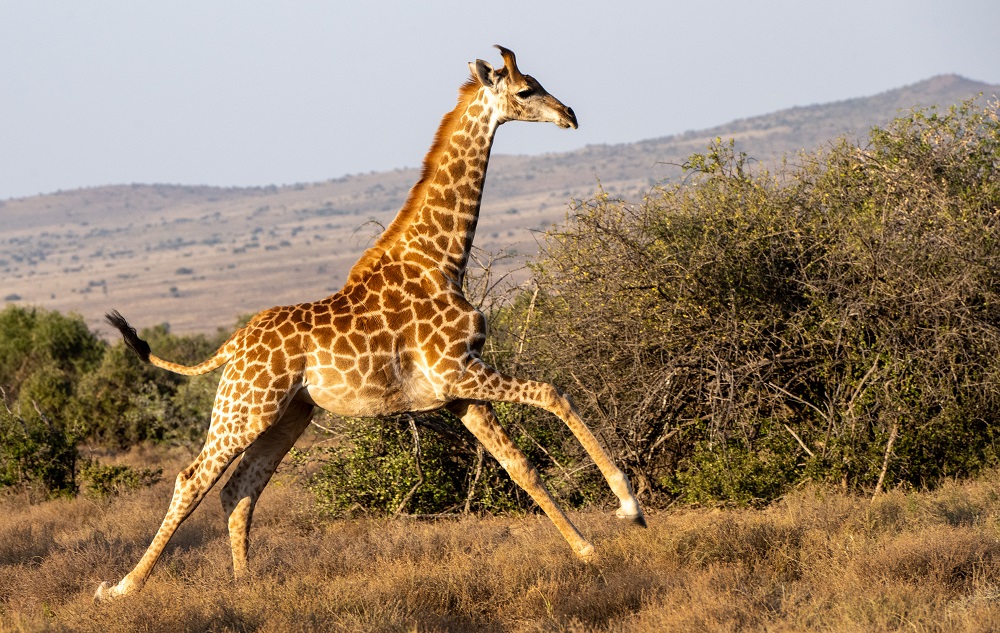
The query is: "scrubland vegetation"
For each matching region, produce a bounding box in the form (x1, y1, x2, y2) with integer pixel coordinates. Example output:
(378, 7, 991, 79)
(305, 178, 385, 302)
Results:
(519, 100, 1000, 506)
(0, 99, 998, 629)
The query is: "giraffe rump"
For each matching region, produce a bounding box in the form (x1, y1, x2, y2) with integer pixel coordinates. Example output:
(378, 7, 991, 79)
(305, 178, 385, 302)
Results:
(105, 310, 152, 364)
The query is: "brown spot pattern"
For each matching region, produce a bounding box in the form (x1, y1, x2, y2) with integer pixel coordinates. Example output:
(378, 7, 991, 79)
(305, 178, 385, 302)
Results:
(97, 49, 642, 603)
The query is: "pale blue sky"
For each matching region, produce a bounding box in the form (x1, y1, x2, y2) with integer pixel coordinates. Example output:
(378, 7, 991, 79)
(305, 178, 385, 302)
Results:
(1, 1, 997, 200)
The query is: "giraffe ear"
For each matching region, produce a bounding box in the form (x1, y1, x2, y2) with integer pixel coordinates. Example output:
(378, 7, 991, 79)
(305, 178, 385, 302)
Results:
(469, 59, 498, 88)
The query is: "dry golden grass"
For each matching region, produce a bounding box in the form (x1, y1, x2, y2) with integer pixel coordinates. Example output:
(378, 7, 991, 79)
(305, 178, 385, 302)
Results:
(3, 446, 1000, 632)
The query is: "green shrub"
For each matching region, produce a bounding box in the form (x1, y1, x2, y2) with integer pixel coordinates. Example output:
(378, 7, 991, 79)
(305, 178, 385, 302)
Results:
(0, 403, 77, 495)
(72, 344, 170, 447)
(666, 421, 800, 507)
(72, 322, 231, 448)
(0, 305, 103, 428)
(0, 306, 104, 388)
(518, 100, 1000, 505)
(306, 413, 528, 517)
(77, 459, 162, 498)
(309, 416, 454, 516)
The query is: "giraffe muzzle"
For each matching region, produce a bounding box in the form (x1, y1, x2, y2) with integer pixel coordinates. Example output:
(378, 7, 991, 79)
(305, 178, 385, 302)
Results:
(562, 106, 578, 129)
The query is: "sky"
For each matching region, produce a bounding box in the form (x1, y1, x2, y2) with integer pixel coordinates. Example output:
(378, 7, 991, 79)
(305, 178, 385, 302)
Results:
(1, 1, 998, 201)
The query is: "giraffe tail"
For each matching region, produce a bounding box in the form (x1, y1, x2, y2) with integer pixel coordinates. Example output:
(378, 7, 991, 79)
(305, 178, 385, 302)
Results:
(105, 310, 234, 376)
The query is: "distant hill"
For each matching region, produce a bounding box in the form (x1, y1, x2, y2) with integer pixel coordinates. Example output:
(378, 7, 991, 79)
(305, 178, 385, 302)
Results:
(2, 75, 996, 336)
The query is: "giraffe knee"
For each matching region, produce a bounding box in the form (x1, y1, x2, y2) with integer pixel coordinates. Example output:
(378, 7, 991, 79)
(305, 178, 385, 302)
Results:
(539, 384, 576, 419)
(173, 456, 214, 495)
(172, 466, 196, 493)
(537, 381, 566, 404)
(497, 450, 541, 486)
(227, 496, 253, 529)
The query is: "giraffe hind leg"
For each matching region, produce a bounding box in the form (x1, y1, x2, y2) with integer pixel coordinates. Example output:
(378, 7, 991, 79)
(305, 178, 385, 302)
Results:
(219, 398, 314, 581)
(95, 405, 285, 602)
(95, 442, 242, 601)
(448, 400, 595, 559)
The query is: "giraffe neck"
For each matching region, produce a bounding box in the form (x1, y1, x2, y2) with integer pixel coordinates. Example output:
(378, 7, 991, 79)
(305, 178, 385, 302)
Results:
(345, 81, 499, 286)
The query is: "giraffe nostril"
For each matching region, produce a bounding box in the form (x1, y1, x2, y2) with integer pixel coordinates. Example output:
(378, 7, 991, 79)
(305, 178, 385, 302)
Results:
(565, 107, 578, 129)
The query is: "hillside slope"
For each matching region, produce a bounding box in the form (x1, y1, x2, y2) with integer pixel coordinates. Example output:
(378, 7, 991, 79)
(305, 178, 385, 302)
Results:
(1, 74, 996, 335)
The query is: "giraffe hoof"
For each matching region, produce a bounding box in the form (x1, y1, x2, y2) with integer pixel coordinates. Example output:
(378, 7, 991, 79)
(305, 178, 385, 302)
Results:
(575, 542, 597, 562)
(616, 506, 647, 528)
(94, 581, 116, 603)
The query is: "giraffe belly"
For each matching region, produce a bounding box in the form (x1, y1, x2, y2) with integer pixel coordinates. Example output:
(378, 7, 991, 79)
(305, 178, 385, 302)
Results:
(301, 370, 445, 417)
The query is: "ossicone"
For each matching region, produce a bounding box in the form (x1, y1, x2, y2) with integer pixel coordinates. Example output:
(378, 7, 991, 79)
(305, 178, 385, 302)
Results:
(494, 45, 524, 81)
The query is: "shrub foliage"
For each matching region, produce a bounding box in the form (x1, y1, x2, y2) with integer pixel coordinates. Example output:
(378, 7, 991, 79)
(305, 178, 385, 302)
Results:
(519, 100, 1000, 505)
(77, 459, 162, 499)
(0, 402, 77, 495)
(0, 305, 227, 495)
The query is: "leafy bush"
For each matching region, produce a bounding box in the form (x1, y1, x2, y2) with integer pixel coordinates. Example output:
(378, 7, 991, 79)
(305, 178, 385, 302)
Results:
(305, 412, 528, 517)
(77, 459, 162, 498)
(518, 100, 1000, 505)
(72, 322, 231, 448)
(0, 306, 104, 387)
(72, 344, 168, 447)
(308, 416, 460, 516)
(0, 306, 233, 499)
(0, 305, 104, 427)
(0, 402, 77, 495)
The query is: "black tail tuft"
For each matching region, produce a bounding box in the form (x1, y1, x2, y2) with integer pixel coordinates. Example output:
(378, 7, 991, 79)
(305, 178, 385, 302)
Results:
(105, 310, 152, 364)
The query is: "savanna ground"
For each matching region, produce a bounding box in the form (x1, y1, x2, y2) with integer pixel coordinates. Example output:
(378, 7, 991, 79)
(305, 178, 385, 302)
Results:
(2, 442, 1000, 632)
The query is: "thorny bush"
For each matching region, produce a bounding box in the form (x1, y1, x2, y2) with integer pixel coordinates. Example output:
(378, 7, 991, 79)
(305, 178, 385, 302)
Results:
(517, 99, 1000, 506)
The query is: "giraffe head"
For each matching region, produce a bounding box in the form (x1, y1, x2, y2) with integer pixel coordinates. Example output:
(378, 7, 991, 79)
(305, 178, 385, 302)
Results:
(469, 45, 578, 129)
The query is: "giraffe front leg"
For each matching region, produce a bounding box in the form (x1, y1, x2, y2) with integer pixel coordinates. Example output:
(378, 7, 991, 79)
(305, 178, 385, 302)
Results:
(451, 361, 646, 529)
(532, 389, 647, 527)
(448, 400, 595, 560)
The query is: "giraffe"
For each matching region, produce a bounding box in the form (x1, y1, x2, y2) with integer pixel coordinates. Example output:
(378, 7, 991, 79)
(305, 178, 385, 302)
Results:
(95, 46, 645, 601)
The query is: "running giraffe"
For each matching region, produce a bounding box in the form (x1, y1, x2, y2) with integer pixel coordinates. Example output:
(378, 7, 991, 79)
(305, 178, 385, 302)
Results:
(96, 46, 645, 601)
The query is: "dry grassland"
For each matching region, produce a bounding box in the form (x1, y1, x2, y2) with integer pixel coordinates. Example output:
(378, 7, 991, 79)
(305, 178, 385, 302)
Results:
(2, 445, 1000, 632)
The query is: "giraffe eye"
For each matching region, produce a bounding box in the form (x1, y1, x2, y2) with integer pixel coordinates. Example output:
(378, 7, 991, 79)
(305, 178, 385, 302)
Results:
(516, 88, 534, 98)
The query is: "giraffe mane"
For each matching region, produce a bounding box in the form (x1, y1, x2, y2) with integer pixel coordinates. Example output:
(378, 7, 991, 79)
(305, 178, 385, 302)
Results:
(344, 78, 483, 284)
